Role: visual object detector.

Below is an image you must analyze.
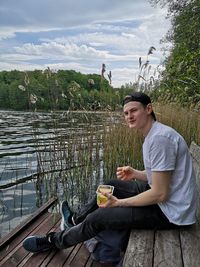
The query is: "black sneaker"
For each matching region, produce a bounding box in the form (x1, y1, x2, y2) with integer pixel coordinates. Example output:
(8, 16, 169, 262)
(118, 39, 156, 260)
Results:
(23, 233, 55, 253)
(60, 200, 74, 230)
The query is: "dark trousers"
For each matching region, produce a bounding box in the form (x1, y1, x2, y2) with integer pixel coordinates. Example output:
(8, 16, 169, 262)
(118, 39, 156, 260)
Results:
(52, 179, 178, 249)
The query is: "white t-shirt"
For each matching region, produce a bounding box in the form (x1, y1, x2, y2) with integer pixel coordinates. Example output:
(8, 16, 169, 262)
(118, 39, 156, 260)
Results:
(143, 121, 198, 225)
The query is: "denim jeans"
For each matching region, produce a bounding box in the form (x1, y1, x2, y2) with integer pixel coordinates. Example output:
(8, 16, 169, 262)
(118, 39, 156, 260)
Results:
(52, 179, 178, 249)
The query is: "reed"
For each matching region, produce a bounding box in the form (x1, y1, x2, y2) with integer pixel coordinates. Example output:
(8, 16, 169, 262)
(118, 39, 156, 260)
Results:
(154, 103, 200, 145)
(102, 120, 144, 180)
(31, 113, 106, 208)
(32, 106, 200, 209)
(1, 106, 199, 238)
(101, 104, 200, 181)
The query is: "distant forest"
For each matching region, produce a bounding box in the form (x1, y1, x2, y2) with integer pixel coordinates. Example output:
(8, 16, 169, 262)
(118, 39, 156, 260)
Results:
(0, 69, 131, 111)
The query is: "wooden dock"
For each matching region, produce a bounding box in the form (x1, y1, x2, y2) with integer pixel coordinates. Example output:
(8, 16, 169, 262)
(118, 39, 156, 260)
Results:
(0, 197, 111, 267)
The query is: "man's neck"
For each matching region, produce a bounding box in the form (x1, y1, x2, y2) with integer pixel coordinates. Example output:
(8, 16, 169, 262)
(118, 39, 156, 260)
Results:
(142, 119, 155, 137)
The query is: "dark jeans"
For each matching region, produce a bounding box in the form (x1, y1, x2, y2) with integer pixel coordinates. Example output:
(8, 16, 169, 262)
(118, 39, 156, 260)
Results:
(52, 179, 178, 249)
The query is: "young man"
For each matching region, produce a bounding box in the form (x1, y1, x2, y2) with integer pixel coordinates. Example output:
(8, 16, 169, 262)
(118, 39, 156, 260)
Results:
(23, 92, 198, 253)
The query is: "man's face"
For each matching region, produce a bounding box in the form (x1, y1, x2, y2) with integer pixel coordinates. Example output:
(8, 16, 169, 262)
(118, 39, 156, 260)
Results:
(123, 101, 150, 130)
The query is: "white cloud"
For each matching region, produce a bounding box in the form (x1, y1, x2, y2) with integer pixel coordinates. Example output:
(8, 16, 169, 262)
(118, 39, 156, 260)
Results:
(0, 28, 16, 40)
(14, 42, 110, 60)
(0, 0, 171, 87)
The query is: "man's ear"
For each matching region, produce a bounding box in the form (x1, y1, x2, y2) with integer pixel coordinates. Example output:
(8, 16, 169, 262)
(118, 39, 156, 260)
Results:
(146, 103, 153, 114)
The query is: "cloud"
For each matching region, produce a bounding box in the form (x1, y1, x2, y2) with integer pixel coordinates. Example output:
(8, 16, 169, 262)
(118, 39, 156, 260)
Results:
(14, 42, 110, 60)
(0, 0, 170, 87)
(0, 28, 16, 40)
(0, 0, 167, 38)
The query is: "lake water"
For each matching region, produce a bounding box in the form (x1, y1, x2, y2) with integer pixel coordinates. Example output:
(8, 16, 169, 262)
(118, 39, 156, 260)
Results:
(0, 110, 120, 238)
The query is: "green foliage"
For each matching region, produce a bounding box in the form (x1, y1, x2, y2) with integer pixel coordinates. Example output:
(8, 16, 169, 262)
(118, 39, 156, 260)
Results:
(0, 69, 128, 111)
(150, 0, 200, 108)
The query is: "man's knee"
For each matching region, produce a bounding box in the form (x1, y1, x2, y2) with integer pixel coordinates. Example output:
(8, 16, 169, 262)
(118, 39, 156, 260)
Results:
(84, 209, 109, 233)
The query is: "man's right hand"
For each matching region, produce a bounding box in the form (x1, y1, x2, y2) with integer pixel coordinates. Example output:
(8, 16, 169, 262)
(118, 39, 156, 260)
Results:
(116, 166, 135, 181)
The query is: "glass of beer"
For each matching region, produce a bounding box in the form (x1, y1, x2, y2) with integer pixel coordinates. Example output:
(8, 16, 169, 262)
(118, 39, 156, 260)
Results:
(96, 185, 114, 205)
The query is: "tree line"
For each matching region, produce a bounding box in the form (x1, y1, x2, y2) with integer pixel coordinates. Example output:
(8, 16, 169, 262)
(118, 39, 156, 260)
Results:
(0, 68, 131, 111)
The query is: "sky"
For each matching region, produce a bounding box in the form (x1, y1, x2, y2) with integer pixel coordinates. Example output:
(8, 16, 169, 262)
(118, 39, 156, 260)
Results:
(0, 0, 171, 87)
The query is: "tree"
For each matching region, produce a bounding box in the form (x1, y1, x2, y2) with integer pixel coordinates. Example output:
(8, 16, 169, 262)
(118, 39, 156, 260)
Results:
(149, 0, 194, 16)
(149, 0, 200, 106)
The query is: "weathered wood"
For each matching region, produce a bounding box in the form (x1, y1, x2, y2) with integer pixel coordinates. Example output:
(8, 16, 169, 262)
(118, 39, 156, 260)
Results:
(0, 195, 101, 267)
(190, 141, 200, 224)
(190, 141, 200, 166)
(40, 221, 75, 267)
(85, 256, 101, 267)
(0, 196, 58, 249)
(41, 246, 74, 267)
(68, 244, 90, 267)
(18, 220, 61, 267)
(0, 213, 60, 267)
(0, 210, 49, 261)
(63, 243, 82, 266)
(122, 230, 154, 267)
(154, 230, 182, 267)
(180, 225, 200, 267)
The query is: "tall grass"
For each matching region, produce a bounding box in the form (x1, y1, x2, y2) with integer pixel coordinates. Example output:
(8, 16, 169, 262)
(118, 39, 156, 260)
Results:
(34, 106, 200, 209)
(2, 107, 198, 237)
(102, 121, 144, 180)
(102, 104, 200, 180)
(154, 103, 200, 145)
(32, 113, 107, 209)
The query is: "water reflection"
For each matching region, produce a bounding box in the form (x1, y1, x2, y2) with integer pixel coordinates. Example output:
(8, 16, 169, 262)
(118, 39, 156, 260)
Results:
(0, 110, 120, 238)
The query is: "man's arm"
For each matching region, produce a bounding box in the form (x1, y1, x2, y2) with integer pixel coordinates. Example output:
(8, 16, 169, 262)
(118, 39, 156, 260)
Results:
(100, 171, 172, 208)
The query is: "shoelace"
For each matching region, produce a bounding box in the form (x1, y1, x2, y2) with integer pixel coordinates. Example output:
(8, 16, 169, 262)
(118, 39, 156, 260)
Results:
(36, 236, 51, 246)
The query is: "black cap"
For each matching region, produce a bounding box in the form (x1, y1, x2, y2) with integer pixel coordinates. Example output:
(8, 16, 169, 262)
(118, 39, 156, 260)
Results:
(122, 92, 156, 120)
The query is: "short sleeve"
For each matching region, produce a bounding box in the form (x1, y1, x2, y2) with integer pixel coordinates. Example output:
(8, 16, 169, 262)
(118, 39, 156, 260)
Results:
(149, 135, 177, 171)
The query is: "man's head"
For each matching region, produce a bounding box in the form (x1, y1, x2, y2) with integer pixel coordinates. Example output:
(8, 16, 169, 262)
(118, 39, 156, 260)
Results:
(122, 92, 156, 134)
(122, 92, 156, 121)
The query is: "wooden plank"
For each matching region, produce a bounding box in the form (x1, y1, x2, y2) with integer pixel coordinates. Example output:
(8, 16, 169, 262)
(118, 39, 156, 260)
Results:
(90, 261, 101, 267)
(87, 259, 112, 267)
(180, 225, 200, 267)
(18, 219, 61, 267)
(39, 222, 76, 267)
(0, 213, 60, 267)
(154, 230, 182, 267)
(85, 256, 101, 267)
(122, 230, 154, 267)
(63, 243, 82, 266)
(190, 142, 200, 224)
(87, 256, 119, 267)
(42, 246, 75, 267)
(20, 249, 57, 267)
(0, 196, 58, 249)
(69, 243, 90, 267)
(0, 213, 54, 267)
(190, 141, 200, 165)
(0, 211, 50, 262)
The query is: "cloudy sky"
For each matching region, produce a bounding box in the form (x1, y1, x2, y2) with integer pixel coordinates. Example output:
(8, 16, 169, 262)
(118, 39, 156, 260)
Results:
(0, 0, 171, 87)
